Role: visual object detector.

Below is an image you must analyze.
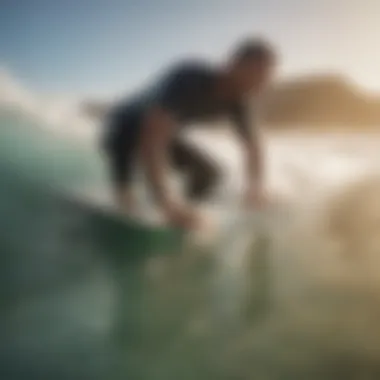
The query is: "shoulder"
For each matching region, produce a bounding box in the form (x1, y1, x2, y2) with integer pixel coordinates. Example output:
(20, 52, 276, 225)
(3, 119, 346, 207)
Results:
(162, 59, 218, 84)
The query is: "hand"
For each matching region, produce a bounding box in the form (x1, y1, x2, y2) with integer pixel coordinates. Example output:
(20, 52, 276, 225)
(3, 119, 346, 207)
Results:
(243, 186, 269, 210)
(164, 202, 202, 230)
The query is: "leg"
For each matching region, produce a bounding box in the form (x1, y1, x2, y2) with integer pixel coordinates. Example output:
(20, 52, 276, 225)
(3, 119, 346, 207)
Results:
(107, 152, 136, 213)
(101, 113, 140, 213)
(169, 138, 221, 202)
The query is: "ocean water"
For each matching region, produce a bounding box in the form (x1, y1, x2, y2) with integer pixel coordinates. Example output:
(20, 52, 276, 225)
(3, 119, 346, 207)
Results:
(2, 102, 380, 379)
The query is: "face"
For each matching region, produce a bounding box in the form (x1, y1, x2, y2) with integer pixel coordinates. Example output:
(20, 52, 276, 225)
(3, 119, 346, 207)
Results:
(232, 58, 275, 96)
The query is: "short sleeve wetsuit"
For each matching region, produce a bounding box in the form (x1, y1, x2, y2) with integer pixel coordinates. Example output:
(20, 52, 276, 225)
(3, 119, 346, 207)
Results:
(102, 60, 253, 199)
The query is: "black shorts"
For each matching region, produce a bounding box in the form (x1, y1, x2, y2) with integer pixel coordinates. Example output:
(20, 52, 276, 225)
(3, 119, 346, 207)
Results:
(102, 108, 221, 200)
(102, 106, 142, 187)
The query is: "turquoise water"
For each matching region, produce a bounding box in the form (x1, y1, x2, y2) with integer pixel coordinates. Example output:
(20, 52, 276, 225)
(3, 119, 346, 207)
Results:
(0, 109, 189, 379)
(1, 108, 267, 380)
(0, 108, 105, 190)
(3, 108, 380, 379)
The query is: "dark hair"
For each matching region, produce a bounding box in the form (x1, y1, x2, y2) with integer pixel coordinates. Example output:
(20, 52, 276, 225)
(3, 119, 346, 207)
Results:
(231, 38, 276, 64)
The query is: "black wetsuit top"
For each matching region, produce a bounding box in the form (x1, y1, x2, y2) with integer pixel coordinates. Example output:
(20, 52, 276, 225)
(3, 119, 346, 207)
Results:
(103, 60, 253, 186)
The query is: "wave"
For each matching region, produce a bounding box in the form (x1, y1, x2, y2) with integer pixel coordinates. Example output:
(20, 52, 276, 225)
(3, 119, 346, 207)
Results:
(0, 102, 182, 379)
(0, 67, 98, 143)
(3, 68, 380, 378)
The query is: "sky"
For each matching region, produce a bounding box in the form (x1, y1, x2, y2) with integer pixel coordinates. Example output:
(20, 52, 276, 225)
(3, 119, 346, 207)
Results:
(1, 0, 380, 98)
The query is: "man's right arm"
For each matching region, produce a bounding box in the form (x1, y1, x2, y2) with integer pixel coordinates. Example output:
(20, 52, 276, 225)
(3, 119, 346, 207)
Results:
(140, 64, 193, 205)
(140, 106, 200, 229)
(139, 64, 206, 228)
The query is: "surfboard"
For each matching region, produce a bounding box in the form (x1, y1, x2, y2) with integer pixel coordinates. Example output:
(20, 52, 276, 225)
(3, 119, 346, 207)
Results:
(59, 189, 184, 258)
(60, 186, 292, 260)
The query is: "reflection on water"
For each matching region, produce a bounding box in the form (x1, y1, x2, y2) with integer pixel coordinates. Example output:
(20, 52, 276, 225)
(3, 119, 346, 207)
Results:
(3, 128, 380, 379)
(111, 175, 380, 380)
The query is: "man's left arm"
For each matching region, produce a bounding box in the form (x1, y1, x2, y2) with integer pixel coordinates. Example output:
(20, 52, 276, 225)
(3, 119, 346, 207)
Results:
(230, 102, 265, 202)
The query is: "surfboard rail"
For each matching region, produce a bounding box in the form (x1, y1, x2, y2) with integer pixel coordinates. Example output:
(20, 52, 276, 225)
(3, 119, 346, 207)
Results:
(60, 191, 184, 259)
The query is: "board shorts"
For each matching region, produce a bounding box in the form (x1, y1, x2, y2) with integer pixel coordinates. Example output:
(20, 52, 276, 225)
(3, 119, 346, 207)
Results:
(101, 106, 221, 201)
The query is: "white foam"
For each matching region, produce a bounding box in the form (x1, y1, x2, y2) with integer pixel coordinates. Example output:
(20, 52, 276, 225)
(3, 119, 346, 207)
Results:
(0, 67, 97, 143)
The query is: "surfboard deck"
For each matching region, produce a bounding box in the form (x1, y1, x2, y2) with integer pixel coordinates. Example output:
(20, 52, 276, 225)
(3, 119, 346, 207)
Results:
(60, 190, 185, 258)
(60, 187, 292, 259)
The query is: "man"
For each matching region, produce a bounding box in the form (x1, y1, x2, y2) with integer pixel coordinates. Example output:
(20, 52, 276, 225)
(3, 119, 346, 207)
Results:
(102, 38, 276, 229)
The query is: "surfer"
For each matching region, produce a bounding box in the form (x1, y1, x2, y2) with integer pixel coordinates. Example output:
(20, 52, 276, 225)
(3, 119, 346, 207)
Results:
(102, 37, 276, 229)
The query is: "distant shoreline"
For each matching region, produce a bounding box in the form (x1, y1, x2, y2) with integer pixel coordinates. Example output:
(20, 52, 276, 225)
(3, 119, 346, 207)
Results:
(265, 124, 380, 134)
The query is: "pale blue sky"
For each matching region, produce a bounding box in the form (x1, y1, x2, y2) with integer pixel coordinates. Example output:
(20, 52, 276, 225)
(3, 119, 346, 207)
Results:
(1, 0, 380, 97)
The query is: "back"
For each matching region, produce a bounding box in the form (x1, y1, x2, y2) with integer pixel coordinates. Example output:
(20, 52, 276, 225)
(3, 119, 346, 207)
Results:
(113, 60, 241, 125)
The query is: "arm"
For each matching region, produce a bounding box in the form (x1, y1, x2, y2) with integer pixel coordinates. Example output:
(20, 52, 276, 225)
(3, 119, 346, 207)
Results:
(140, 106, 200, 228)
(231, 103, 265, 193)
(140, 64, 198, 208)
(138, 63, 204, 227)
